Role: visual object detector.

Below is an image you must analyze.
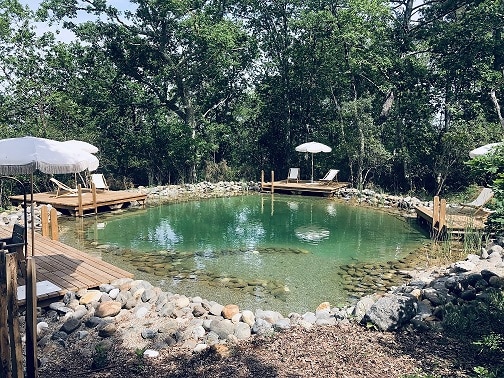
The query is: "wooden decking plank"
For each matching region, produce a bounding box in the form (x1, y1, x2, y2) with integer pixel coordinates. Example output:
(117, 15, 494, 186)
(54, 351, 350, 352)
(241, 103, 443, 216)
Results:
(34, 251, 126, 286)
(414, 204, 486, 236)
(44, 247, 131, 279)
(33, 258, 93, 287)
(33, 256, 107, 287)
(32, 236, 132, 277)
(1, 226, 134, 303)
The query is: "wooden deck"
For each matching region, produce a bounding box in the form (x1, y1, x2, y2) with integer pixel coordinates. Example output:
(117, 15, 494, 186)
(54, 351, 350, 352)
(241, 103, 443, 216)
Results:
(261, 180, 350, 196)
(0, 226, 134, 305)
(415, 204, 487, 237)
(10, 188, 147, 217)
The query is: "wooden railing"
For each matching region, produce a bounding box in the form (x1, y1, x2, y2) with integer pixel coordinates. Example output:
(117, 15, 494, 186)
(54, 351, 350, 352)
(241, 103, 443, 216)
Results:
(0, 253, 38, 377)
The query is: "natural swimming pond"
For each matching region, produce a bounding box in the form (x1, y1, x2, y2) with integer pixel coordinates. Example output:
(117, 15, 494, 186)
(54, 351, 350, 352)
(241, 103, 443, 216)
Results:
(61, 194, 428, 314)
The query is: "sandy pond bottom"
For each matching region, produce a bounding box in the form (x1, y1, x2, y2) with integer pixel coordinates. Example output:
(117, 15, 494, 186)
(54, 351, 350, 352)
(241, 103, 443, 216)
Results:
(58, 195, 429, 315)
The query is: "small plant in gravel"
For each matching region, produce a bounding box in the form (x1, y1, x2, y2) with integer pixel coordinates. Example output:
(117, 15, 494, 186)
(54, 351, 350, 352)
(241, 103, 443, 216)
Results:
(130, 347, 147, 373)
(473, 365, 500, 378)
(473, 333, 504, 355)
(91, 343, 109, 369)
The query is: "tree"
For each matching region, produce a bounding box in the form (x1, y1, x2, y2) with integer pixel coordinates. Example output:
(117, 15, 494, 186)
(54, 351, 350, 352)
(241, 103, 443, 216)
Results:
(39, 0, 257, 182)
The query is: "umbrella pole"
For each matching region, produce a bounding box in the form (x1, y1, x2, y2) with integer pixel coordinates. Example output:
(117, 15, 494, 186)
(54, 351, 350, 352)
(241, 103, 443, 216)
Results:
(31, 173, 35, 256)
(311, 154, 314, 183)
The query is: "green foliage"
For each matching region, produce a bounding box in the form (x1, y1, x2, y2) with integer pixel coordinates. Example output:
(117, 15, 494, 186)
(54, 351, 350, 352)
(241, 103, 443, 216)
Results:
(473, 366, 500, 378)
(0, 0, 503, 192)
(91, 343, 109, 369)
(473, 333, 504, 355)
(204, 160, 233, 182)
(442, 290, 504, 376)
(130, 347, 147, 374)
(442, 290, 504, 338)
(466, 145, 504, 234)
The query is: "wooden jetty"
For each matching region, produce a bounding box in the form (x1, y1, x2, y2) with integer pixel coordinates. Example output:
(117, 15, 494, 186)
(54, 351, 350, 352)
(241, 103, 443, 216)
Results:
(10, 185, 147, 217)
(414, 196, 487, 238)
(261, 171, 350, 196)
(0, 226, 134, 305)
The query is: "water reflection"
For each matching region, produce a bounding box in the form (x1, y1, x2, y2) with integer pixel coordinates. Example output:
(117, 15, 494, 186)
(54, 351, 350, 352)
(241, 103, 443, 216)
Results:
(295, 225, 330, 242)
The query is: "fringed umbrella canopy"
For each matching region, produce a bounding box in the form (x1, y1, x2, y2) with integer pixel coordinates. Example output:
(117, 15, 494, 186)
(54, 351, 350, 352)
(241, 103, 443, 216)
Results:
(0, 136, 98, 175)
(62, 139, 99, 154)
(0, 136, 99, 256)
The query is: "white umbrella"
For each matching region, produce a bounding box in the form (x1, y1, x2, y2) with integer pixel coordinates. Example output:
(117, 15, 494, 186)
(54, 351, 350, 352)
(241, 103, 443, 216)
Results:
(469, 142, 503, 158)
(295, 141, 332, 182)
(0, 136, 99, 255)
(62, 140, 99, 187)
(62, 139, 99, 154)
(0, 136, 99, 174)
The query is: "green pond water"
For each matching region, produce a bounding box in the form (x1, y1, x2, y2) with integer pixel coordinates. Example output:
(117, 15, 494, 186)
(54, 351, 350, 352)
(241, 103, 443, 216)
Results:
(60, 194, 428, 315)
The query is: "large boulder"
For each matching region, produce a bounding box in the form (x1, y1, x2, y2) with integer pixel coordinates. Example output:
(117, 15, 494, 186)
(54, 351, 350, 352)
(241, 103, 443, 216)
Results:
(361, 294, 417, 331)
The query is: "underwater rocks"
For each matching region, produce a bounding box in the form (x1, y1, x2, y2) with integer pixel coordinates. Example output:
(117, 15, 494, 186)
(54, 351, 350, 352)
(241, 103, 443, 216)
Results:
(108, 246, 302, 301)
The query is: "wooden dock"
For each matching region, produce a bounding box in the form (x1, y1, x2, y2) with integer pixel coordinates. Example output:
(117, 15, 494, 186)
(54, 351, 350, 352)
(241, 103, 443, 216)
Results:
(414, 196, 487, 238)
(0, 226, 134, 305)
(10, 187, 147, 217)
(261, 180, 350, 196)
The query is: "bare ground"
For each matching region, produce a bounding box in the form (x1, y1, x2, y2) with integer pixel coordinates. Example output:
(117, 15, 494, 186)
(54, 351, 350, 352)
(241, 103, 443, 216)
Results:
(37, 321, 501, 378)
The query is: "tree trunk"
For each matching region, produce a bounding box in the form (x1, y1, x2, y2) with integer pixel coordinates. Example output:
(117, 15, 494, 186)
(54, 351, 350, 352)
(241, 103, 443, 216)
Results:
(490, 89, 504, 130)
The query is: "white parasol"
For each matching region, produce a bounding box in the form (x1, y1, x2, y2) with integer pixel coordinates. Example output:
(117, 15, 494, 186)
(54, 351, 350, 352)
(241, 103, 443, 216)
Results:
(62, 139, 99, 154)
(0, 136, 99, 174)
(62, 139, 99, 186)
(469, 142, 503, 159)
(295, 141, 332, 182)
(0, 136, 99, 255)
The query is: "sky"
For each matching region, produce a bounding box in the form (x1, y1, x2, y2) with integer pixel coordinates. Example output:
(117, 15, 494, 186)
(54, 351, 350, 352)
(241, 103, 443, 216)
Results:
(19, 0, 135, 42)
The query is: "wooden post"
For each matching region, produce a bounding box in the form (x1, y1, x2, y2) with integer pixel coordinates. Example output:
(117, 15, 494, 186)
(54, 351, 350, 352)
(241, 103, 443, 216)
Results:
(50, 208, 58, 241)
(25, 257, 38, 378)
(40, 206, 49, 237)
(433, 196, 440, 232)
(6, 253, 22, 378)
(439, 198, 447, 231)
(92, 182, 97, 214)
(261, 170, 264, 188)
(0, 251, 10, 378)
(271, 171, 275, 193)
(77, 184, 83, 217)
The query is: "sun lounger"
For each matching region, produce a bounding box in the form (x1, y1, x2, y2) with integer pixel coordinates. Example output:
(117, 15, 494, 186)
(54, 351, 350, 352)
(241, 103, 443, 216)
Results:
(460, 187, 494, 216)
(50, 177, 78, 197)
(287, 168, 300, 183)
(319, 169, 339, 185)
(91, 173, 109, 191)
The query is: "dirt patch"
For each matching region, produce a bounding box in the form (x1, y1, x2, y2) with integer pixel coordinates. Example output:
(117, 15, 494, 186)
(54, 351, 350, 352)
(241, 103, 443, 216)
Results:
(38, 322, 495, 378)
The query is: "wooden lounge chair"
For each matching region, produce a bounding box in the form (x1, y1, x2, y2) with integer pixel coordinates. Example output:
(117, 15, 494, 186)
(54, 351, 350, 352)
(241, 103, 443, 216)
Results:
(91, 173, 109, 191)
(50, 177, 78, 197)
(460, 187, 494, 216)
(319, 169, 339, 185)
(287, 168, 300, 183)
